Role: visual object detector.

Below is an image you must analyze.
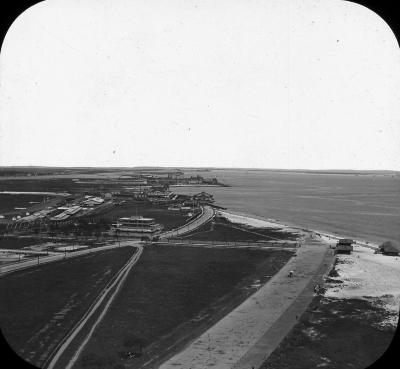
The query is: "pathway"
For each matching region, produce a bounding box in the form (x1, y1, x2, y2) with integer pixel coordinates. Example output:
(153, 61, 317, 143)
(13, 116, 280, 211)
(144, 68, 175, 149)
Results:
(0, 241, 140, 276)
(44, 243, 143, 369)
(159, 237, 334, 369)
(159, 205, 215, 239)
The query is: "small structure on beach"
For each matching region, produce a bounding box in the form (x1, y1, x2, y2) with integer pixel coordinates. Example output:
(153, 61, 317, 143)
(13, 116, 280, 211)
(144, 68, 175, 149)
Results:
(335, 239, 354, 254)
(379, 241, 400, 256)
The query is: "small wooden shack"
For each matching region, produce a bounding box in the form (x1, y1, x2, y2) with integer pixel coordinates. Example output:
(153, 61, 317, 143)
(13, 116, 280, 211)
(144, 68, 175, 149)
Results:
(336, 239, 354, 254)
(379, 241, 400, 256)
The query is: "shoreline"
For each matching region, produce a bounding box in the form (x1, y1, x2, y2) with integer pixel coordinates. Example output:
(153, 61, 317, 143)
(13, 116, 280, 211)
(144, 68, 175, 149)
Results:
(220, 209, 399, 325)
(158, 209, 398, 368)
(170, 184, 229, 188)
(218, 209, 380, 249)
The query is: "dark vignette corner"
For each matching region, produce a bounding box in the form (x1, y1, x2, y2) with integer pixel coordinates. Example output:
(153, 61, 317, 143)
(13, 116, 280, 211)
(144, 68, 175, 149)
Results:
(367, 316, 400, 369)
(0, 330, 39, 369)
(0, 1, 398, 369)
(347, 0, 399, 46)
(0, 0, 45, 53)
(0, 0, 399, 53)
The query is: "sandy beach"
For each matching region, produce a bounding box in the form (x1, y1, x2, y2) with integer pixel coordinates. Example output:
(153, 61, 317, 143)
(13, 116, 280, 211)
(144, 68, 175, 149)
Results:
(159, 210, 399, 368)
(324, 244, 400, 328)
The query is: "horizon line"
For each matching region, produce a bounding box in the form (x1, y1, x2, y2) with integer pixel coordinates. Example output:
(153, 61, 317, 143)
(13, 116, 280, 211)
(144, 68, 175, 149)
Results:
(0, 165, 398, 173)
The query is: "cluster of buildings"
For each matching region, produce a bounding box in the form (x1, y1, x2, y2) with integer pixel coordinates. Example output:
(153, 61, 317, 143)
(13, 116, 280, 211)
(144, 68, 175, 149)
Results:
(114, 187, 177, 204)
(110, 192, 216, 240)
(172, 175, 220, 186)
(335, 239, 400, 257)
(118, 172, 220, 186)
(49, 195, 111, 223)
(73, 172, 222, 188)
(12, 209, 53, 223)
(13, 195, 112, 226)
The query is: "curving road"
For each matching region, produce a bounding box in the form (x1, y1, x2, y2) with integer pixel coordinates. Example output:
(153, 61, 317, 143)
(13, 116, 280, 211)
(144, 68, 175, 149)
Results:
(159, 205, 215, 239)
(0, 242, 138, 277)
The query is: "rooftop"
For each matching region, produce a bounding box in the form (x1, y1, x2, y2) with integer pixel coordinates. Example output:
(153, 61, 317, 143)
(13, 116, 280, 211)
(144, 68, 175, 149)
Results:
(119, 216, 155, 221)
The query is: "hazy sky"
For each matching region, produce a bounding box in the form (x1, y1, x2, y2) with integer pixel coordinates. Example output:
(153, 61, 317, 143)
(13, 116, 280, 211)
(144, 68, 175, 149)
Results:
(1, 0, 399, 169)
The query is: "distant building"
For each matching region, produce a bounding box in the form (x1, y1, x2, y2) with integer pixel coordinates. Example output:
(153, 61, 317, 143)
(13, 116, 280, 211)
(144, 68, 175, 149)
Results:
(147, 190, 172, 199)
(167, 205, 181, 211)
(50, 205, 82, 222)
(110, 216, 163, 238)
(335, 239, 354, 254)
(129, 179, 148, 185)
(192, 192, 215, 205)
(379, 241, 400, 256)
(83, 197, 104, 207)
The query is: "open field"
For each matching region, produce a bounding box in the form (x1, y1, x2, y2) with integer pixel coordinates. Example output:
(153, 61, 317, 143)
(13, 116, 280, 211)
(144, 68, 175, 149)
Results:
(0, 178, 79, 193)
(0, 177, 132, 195)
(0, 167, 183, 179)
(0, 194, 51, 213)
(260, 296, 396, 369)
(0, 247, 135, 368)
(75, 245, 293, 369)
(0, 237, 109, 251)
(0, 237, 65, 250)
(182, 217, 299, 242)
(101, 203, 192, 231)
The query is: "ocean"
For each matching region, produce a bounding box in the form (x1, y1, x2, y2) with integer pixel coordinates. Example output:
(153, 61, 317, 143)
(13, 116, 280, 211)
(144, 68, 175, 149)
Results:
(173, 169, 400, 245)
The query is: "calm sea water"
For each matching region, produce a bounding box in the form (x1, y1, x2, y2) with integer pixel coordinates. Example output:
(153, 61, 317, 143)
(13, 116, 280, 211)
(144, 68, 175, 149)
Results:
(174, 170, 400, 245)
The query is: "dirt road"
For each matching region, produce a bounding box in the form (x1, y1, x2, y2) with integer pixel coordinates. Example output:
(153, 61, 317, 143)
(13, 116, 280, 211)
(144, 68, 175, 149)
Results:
(44, 243, 143, 369)
(0, 241, 139, 276)
(159, 236, 334, 369)
(159, 205, 215, 239)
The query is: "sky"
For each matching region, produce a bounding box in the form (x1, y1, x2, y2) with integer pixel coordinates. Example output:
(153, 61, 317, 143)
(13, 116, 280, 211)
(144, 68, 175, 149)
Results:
(0, 0, 399, 170)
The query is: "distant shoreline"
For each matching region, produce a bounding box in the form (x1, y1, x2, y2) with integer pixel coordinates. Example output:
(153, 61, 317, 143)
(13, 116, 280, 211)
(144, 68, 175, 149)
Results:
(219, 209, 379, 250)
(0, 191, 69, 197)
(170, 183, 229, 188)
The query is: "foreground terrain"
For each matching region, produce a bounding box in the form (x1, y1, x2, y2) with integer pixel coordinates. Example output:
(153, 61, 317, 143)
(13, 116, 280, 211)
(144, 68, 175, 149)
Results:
(0, 247, 135, 368)
(75, 245, 293, 369)
(260, 243, 400, 369)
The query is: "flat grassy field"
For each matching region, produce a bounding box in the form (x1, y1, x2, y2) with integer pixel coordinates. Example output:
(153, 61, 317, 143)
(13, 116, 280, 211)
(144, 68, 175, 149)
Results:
(0, 237, 60, 250)
(0, 236, 109, 250)
(0, 178, 79, 193)
(0, 236, 74, 250)
(101, 203, 191, 231)
(75, 245, 293, 369)
(0, 247, 135, 368)
(260, 295, 396, 369)
(182, 217, 299, 242)
(0, 194, 50, 213)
